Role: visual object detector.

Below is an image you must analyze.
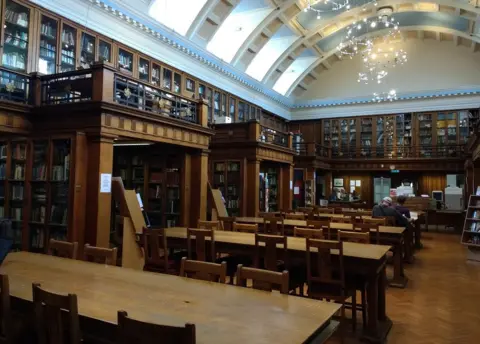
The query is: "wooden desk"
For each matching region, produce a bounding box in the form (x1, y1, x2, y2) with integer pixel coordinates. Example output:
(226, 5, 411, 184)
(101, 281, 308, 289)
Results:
(166, 228, 392, 343)
(1, 252, 340, 344)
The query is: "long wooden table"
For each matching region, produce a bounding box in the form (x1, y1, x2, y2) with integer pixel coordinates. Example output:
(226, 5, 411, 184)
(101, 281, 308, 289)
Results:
(166, 228, 393, 343)
(1, 252, 341, 344)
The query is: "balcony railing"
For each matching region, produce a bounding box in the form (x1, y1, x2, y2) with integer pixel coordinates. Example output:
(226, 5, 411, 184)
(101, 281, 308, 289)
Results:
(259, 125, 288, 147)
(295, 143, 466, 159)
(114, 74, 198, 124)
(0, 67, 30, 103)
(40, 69, 93, 105)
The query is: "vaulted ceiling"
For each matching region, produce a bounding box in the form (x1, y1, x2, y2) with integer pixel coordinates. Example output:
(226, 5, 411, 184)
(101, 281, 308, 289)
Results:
(115, 0, 479, 98)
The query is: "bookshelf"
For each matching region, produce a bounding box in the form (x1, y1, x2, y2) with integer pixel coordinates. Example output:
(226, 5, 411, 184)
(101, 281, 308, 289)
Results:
(9, 140, 26, 250)
(417, 113, 433, 156)
(461, 195, 480, 248)
(211, 160, 242, 217)
(360, 117, 372, 157)
(260, 166, 278, 212)
(113, 148, 182, 228)
(38, 15, 57, 75)
(2, 0, 30, 72)
(80, 32, 95, 69)
(60, 23, 76, 72)
(376, 116, 384, 157)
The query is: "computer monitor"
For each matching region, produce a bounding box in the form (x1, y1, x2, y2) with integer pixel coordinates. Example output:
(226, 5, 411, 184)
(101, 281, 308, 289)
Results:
(432, 191, 443, 201)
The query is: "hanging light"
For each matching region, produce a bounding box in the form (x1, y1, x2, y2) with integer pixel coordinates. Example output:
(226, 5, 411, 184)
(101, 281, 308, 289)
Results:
(372, 89, 398, 102)
(303, 0, 352, 20)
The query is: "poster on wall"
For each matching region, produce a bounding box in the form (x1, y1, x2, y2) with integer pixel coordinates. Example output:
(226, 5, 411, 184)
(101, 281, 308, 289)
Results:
(333, 178, 343, 187)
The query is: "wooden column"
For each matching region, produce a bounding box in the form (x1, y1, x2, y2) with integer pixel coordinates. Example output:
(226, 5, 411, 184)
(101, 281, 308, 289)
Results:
(181, 152, 191, 226)
(324, 171, 333, 199)
(280, 164, 293, 211)
(198, 99, 209, 128)
(85, 134, 115, 248)
(190, 150, 208, 226)
(247, 159, 260, 217)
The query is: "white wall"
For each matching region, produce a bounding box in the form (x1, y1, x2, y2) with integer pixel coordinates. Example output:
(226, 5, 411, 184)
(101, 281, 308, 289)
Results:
(299, 39, 480, 101)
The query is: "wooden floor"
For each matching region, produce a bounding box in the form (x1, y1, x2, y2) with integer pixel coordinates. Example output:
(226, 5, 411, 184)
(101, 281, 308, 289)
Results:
(329, 232, 480, 344)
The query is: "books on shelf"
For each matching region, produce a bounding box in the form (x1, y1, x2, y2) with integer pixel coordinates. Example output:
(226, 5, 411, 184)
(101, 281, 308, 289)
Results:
(166, 169, 180, 185)
(31, 205, 46, 223)
(30, 228, 45, 250)
(10, 207, 22, 221)
(0, 206, 4, 218)
(13, 164, 25, 180)
(214, 174, 224, 184)
(11, 185, 23, 200)
(5, 8, 29, 28)
(0, 164, 5, 179)
(0, 146, 6, 159)
(149, 185, 162, 199)
(50, 205, 67, 225)
(33, 165, 47, 180)
(150, 172, 163, 182)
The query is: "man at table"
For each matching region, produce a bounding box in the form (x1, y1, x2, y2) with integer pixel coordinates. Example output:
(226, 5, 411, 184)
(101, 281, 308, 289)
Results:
(395, 195, 411, 219)
(372, 197, 409, 227)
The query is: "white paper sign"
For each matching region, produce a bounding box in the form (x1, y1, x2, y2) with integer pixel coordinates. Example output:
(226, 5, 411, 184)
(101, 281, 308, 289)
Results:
(290, 180, 293, 190)
(294, 187, 300, 195)
(100, 173, 112, 193)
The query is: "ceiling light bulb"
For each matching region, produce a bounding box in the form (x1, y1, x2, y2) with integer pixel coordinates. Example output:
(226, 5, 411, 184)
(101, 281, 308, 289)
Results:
(317, 14, 321, 19)
(371, 22, 377, 28)
(357, 24, 362, 29)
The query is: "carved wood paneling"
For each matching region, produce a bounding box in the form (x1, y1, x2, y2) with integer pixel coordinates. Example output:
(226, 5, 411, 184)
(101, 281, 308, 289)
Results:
(0, 111, 31, 134)
(256, 147, 294, 164)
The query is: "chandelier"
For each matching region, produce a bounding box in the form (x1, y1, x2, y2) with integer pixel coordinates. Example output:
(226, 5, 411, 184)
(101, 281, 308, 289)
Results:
(337, 10, 401, 58)
(372, 89, 398, 102)
(303, 0, 351, 19)
(357, 44, 407, 84)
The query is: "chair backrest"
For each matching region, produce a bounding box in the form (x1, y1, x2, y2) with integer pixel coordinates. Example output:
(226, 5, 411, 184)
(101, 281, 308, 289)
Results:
(187, 228, 215, 262)
(338, 230, 370, 244)
(254, 233, 287, 271)
(0, 274, 11, 343)
(364, 217, 387, 226)
(294, 227, 324, 239)
(306, 219, 329, 229)
(259, 212, 282, 218)
(197, 220, 220, 230)
(306, 239, 345, 291)
(263, 216, 285, 235)
(48, 239, 78, 260)
(285, 213, 305, 220)
(143, 228, 169, 272)
(235, 265, 289, 294)
(83, 244, 117, 266)
(32, 283, 81, 344)
(358, 210, 372, 216)
(117, 311, 196, 344)
(330, 217, 351, 224)
(180, 257, 227, 283)
(218, 217, 235, 231)
(233, 223, 258, 233)
(354, 223, 380, 244)
(316, 207, 334, 214)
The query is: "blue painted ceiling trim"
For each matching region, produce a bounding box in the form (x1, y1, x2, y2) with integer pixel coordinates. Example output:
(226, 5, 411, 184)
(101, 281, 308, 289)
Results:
(87, 0, 294, 108)
(293, 88, 480, 108)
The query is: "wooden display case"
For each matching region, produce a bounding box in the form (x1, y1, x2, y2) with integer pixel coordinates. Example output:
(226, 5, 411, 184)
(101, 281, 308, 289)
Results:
(461, 195, 480, 248)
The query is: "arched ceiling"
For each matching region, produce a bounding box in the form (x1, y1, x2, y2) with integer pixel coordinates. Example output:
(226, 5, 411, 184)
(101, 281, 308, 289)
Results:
(106, 0, 480, 100)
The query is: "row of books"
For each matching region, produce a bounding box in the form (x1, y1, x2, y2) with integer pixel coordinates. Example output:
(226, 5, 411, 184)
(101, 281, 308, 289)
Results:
(5, 8, 29, 28)
(31, 205, 46, 223)
(165, 170, 180, 185)
(0, 164, 5, 179)
(11, 185, 23, 200)
(2, 52, 26, 70)
(13, 164, 25, 180)
(226, 199, 239, 209)
(52, 164, 68, 181)
(149, 185, 162, 199)
(50, 205, 67, 224)
(11, 207, 22, 221)
(30, 228, 45, 250)
(32, 165, 47, 180)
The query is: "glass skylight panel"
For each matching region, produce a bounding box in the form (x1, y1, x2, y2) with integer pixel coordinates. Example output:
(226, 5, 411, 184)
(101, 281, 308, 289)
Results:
(148, 0, 208, 36)
(273, 49, 318, 96)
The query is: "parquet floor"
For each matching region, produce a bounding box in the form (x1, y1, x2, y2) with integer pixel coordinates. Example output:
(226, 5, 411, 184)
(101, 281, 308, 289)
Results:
(329, 232, 480, 344)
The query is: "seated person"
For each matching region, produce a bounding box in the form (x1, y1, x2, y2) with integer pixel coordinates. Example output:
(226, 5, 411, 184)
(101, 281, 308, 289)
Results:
(372, 197, 409, 227)
(395, 195, 411, 219)
(329, 188, 338, 201)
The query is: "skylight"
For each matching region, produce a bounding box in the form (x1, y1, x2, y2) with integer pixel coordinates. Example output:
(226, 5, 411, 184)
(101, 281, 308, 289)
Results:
(246, 25, 299, 82)
(207, 0, 274, 63)
(273, 49, 318, 96)
(148, 0, 208, 36)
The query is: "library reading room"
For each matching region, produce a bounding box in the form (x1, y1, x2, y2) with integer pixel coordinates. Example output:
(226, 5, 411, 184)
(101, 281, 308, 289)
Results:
(1, 0, 480, 343)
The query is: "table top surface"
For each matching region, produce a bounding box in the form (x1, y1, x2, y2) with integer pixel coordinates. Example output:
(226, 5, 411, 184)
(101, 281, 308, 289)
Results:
(234, 217, 404, 235)
(167, 228, 391, 261)
(1, 252, 340, 344)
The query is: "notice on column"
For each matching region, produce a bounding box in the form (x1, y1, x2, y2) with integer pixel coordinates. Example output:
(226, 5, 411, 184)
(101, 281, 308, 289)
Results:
(100, 173, 112, 193)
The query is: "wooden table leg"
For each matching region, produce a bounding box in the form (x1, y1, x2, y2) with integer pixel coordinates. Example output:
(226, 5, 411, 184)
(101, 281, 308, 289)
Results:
(404, 224, 414, 264)
(362, 265, 392, 343)
(389, 238, 408, 288)
(415, 218, 423, 249)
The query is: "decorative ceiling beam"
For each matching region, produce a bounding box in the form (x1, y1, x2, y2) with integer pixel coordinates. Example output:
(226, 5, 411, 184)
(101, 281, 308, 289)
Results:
(186, 0, 221, 39)
(284, 25, 480, 97)
(263, 0, 480, 86)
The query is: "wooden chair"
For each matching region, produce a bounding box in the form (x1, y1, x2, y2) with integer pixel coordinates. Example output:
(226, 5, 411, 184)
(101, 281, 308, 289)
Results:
(143, 228, 176, 273)
(218, 216, 235, 231)
(342, 212, 363, 224)
(187, 228, 215, 262)
(235, 265, 289, 294)
(263, 216, 285, 235)
(306, 219, 329, 229)
(197, 220, 220, 230)
(84, 244, 117, 266)
(233, 223, 258, 233)
(254, 233, 288, 271)
(294, 227, 324, 239)
(357, 210, 372, 216)
(117, 310, 195, 344)
(258, 212, 282, 218)
(338, 230, 370, 244)
(354, 223, 380, 244)
(32, 283, 81, 344)
(285, 213, 305, 220)
(364, 217, 387, 226)
(316, 207, 335, 214)
(0, 275, 11, 344)
(180, 257, 227, 283)
(48, 239, 78, 259)
(305, 239, 356, 335)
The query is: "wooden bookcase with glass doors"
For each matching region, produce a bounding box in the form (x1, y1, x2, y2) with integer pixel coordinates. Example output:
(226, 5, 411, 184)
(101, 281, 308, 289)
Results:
(211, 160, 243, 217)
(0, 134, 86, 253)
(321, 111, 475, 158)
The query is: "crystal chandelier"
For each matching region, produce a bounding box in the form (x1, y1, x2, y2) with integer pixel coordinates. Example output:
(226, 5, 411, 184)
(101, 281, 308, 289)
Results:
(372, 89, 398, 102)
(303, 0, 351, 19)
(337, 11, 400, 58)
(357, 44, 407, 84)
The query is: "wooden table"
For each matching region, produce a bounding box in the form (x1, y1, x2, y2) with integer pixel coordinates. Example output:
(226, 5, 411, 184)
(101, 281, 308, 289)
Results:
(1, 252, 341, 344)
(166, 228, 393, 343)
